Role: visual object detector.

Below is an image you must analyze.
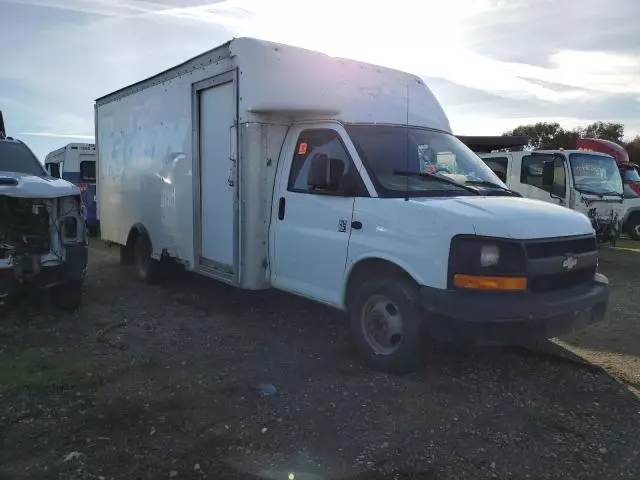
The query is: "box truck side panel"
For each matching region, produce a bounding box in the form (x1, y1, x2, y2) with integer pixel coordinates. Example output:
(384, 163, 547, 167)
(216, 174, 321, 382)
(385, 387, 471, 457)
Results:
(195, 76, 237, 274)
(96, 53, 234, 269)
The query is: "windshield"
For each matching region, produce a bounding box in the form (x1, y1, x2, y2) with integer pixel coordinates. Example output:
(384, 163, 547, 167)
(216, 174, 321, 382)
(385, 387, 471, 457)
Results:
(0, 141, 46, 176)
(569, 153, 623, 196)
(346, 125, 504, 197)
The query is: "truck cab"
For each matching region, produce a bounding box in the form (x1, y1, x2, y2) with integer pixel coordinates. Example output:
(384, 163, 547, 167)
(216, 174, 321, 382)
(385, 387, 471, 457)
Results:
(575, 138, 640, 240)
(0, 112, 88, 309)
(461, 137, 625, 244)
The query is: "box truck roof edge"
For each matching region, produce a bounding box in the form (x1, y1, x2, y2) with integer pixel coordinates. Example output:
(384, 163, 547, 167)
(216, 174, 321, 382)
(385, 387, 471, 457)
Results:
(95, 37, 451, 132)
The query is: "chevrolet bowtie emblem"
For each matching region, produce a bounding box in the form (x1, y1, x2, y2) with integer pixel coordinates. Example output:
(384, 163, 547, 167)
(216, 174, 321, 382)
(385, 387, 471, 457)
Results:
(562, 255, 578, 271)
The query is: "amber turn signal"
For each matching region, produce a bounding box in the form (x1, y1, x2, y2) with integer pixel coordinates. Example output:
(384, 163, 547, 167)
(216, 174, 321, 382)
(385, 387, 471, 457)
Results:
(453, 274, 527, 291)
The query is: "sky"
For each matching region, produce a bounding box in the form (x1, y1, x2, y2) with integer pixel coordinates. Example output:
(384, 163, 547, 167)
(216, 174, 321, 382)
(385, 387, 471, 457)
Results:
(1, 0, 639, 161)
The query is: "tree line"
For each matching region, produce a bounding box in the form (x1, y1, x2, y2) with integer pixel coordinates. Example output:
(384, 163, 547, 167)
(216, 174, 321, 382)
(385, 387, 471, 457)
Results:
(502, 121, 640, 163)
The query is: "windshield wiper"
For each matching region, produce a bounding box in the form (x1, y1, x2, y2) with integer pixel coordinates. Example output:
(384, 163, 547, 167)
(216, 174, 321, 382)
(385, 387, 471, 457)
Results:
(392, 170, 479, 194)
(464, 180, 522, 197)
(576, 187, 623, 198)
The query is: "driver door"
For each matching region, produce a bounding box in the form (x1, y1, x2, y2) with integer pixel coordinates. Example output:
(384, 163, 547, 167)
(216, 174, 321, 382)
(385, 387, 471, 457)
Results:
(520, 154, 568, 207)
(270, 126, 368, 307)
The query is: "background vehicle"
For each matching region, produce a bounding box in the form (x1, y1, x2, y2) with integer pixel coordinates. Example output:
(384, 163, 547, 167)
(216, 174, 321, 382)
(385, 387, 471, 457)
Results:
(460, 136, 625, 244)
(45, 143, 99, 236)
(576, 138, 640, 240)
(95, 38, 609, 373)
(0, 111, 88, 309)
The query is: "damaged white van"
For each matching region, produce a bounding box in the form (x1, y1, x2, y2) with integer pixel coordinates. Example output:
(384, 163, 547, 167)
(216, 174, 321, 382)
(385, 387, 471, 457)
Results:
(0, 113, 88, 310)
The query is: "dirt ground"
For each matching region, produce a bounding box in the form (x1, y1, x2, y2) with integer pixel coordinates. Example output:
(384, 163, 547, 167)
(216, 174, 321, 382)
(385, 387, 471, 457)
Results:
(1, 241, 639, 480)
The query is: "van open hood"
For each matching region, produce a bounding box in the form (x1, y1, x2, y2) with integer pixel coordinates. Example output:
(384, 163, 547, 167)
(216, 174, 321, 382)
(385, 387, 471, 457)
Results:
(0, 171, 80, 198)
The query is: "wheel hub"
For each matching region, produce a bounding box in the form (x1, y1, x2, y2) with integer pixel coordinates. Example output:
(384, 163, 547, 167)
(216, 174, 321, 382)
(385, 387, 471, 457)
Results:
(361, 295, 404, 355)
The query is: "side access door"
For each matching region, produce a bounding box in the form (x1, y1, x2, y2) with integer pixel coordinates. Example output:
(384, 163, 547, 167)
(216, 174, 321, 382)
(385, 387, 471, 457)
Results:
(193, 71, 238, 281)
(270, 125, 369, 307)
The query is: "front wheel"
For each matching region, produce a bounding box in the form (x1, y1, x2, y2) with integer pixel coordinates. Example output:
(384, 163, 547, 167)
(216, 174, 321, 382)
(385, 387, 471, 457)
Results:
(349, 277, 427, 374)
(51, 281, 83, 311)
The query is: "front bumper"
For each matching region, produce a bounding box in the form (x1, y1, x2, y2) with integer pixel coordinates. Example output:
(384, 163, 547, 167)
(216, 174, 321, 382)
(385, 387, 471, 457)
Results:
(421, 273, 609, 345)
(0, 245, 88, 302)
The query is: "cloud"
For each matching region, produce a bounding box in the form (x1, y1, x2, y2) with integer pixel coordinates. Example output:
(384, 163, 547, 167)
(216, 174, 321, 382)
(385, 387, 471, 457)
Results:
(3, 0, 639, 158)
(2, 0, 162, 17)
(18, 132, 95, 139)
(151, 0, 639, 103)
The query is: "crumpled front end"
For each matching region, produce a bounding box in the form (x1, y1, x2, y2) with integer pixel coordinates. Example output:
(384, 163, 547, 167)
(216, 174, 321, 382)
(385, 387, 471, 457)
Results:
(574, 195, 625, 245)
(586, 207, 623, 245)
(0, 194, 87, 304)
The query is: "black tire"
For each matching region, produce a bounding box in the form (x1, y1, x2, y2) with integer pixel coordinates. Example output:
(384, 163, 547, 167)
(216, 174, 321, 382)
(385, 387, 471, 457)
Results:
(119, 244, 133, 265)
(133, 234, 162, 284)
(51, 281, 83, 311)
(627, 214, 640, 241)
(349, 277, 427, 374)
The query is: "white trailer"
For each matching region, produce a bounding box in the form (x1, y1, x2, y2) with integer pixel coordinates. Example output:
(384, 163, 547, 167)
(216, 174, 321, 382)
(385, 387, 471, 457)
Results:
(96, 38, 610, 373)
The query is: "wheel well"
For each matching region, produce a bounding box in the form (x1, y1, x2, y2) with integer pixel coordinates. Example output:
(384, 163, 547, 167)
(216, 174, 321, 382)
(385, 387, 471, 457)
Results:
(624, 210, 640, 229)
(121, 224, 148, 264)
(344, 259, 416, 308)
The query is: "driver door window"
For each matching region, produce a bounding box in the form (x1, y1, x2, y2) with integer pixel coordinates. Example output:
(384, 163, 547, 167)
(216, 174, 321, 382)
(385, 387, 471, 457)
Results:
(47, 163, 61, 178)
(521, 155, 566, 198)
(288, 129, 367, 197)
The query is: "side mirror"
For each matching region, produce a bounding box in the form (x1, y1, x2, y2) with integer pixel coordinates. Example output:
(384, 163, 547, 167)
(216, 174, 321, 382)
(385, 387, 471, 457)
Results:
(542, 161, 554, 187)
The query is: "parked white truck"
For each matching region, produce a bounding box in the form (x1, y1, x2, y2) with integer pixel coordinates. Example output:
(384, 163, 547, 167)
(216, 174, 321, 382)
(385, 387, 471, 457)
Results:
(0, 112, 88, 309)
(95, 38, 609, 373)
(460, 136, 625, 245)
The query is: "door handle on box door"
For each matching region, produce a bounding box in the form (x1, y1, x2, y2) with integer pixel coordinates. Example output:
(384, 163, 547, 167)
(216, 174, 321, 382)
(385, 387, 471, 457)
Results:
(227, 158, 235, 187)
(351, 221, 362, 230)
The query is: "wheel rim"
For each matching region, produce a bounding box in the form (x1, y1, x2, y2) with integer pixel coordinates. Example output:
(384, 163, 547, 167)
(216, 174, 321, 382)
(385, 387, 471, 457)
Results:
(633, 224, 640, 238)
(360, 294, 404, 355)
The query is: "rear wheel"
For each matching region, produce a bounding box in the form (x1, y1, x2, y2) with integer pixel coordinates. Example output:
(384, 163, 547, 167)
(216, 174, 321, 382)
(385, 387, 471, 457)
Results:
(349, 277, 427, 374)
(627, 213, 640, 241)
(133, 235, 162, 284)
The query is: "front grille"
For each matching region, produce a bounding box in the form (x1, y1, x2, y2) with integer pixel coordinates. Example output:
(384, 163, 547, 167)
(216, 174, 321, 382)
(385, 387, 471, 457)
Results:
(529, 267, 596, 293)
(525, 236, 596, 259)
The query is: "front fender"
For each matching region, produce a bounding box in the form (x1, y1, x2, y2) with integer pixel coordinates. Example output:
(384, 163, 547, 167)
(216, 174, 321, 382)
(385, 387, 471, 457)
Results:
(344, 252, 427, 288)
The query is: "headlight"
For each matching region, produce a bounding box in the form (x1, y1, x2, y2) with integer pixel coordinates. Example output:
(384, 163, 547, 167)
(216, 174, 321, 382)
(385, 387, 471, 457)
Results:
(449, 236, 526, 290)
(480, 244, 500, 267)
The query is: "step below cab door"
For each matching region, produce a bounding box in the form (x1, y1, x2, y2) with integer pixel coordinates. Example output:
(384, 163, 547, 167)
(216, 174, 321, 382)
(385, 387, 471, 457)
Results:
(270, 124, 369, 307)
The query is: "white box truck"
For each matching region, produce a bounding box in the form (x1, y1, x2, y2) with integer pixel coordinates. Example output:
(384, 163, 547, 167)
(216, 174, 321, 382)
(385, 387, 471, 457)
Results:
(95, 38, 609, 373)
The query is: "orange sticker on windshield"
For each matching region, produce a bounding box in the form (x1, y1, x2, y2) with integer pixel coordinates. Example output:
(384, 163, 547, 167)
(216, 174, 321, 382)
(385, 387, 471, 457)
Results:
(298, 142, 308, 155)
